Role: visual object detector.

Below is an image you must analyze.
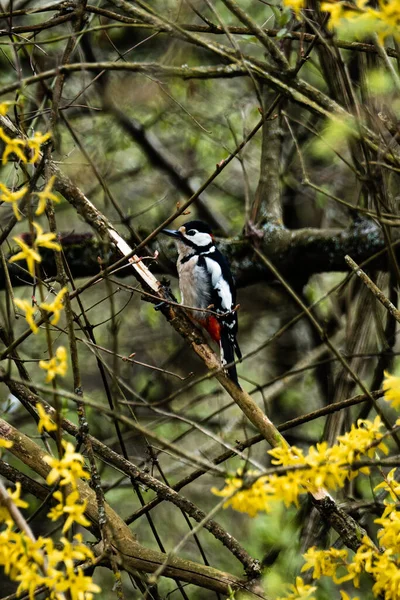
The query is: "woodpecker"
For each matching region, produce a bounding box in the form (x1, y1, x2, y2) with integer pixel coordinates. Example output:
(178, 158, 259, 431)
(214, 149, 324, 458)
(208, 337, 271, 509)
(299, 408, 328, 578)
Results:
(161, 220, 242, 387)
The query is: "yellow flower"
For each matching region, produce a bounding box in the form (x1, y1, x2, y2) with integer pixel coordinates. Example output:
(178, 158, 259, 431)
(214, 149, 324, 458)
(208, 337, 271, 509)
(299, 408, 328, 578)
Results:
(14, 298, 39, 333)
(302, 547, 349, 583)
(383, 370, 400, 409)
(56, 567, 101, 598)
(47, 490, 64, 522)
(282, 0, 304, 17)
(50, 534, 95, 571)
(40, 287, 68, 326)
(8, 482, 28, 510)
(0, 127, 51, 165)
(61, 490, 91, 532)
(212, 471, 276, 516)
(15, 569, 46, 600)
(340, 592, 360, 600)
(0, 482, 29, 523)
(26, 131, 51, 163)
(321, 2, 347, 28)
(0, 182, 28, 221)
(0, 517, 100, 599)
(374, 504, 400, 552)
(214, 417, 389, 518)
(32, 221, 61, 252)
(35, 402, 57, 434)
(320, 0, 400, 42)
(39, 346, 68, 383)
(0, 101, 14, 116)
(47, 489, 91, 532)
(276, 576, 316, 600)
(9, 237, 42, 278)
(0, 438, 13, 448)
(46, 534, 95, 573)
(0, 128, 27, 165)
(44, 440, 90, 488)
(9, 222, 61, 278)
(374, 467, 399, 500)
(35, 175, 60, 216)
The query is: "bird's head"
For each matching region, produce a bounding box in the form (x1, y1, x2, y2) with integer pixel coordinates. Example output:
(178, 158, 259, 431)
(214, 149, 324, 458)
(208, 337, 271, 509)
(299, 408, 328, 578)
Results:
(161, 220, 215, 253)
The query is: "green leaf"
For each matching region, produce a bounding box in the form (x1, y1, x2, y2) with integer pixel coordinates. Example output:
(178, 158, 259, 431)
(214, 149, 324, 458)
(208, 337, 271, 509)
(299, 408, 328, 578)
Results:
(279, 8, 292, 27)
(277, 27, 288, 39)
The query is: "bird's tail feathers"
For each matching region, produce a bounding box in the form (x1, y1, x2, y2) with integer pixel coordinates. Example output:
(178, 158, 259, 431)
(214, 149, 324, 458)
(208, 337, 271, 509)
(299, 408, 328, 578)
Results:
(220, 329, 241, 388)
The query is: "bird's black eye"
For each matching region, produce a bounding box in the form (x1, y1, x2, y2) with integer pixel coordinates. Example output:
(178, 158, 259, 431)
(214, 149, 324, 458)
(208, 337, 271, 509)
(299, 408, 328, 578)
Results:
(186, 230, 196, 236)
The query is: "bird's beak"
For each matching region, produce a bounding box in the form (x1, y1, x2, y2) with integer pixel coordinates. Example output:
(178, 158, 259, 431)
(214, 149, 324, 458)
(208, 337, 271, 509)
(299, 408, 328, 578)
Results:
(161, 229, 182, 239)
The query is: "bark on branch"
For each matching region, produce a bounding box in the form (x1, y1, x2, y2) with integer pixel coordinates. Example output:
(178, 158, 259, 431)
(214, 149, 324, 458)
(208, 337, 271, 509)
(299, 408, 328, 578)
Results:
(0, 417, 262, 597)
(2, 220, 393, 291)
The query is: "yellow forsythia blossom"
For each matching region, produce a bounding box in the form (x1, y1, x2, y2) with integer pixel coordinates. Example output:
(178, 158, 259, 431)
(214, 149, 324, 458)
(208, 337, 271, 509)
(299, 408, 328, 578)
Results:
(9, 237, 42, 278)
(302, 547, 351, 584)
(212, 471, 276, 516)
(48, 489, 91, 533)
(10, 221, 61, 279)
(282, 0, 304, 17)
(213, 417, 387, 516)
(276, 576, 316, 600)
(298, 469, 400, 599)
(14, 298, 39, 334)
(44, 439, 90, 488)
(302, 535, 396, 596)
(40, 286, 68, 326)
(36, 402, 57, 433)
(0, 101, 13, 116)
(26, 131, 51, 163)
(0, 483, 28, 523)
(0, 125, 50, 164)
(53, 565, 101, 599)
(375, 467, 400, 503)
(383, 370, 400, 409)
(0, 438, 13, 448)
(0, 528, 100, 600)
(340, 593, 360, 600)
(0, 128, 27, 164)
(0, 440, 100, 600)
(33, 221, 61, 252)
(321, 0, 400, 42)
(35, 175, 60, 216)
(0, 183, 28, 221)
(39, 346, 68, 382)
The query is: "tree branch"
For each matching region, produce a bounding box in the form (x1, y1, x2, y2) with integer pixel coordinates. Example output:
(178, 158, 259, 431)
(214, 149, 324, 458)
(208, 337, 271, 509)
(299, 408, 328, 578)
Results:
(0, 417, 261, 597)
(251, 105, 283, 226)
(3, 220, 397, 290)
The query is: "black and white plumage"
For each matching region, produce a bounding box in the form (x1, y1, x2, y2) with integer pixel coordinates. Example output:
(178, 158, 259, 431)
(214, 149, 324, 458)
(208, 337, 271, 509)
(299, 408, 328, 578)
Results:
(162, 220, 242, 386)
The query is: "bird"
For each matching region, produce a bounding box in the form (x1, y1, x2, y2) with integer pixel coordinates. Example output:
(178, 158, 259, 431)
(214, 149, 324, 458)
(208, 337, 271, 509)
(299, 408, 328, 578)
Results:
(161, 220, 242, 387)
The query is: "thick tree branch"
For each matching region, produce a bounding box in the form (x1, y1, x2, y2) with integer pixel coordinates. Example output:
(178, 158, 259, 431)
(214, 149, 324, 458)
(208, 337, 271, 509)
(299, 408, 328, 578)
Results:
(2, 376, 262, 578)
(0, 418, 262, 596)
(251, 106, 283, 226)
(2, 220, 394, 290)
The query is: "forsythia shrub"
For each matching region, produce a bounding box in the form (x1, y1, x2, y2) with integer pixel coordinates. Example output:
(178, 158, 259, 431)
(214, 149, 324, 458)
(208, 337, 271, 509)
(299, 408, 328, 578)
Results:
(213, 372, 400, 599)
(283, 0, 400, 43)
(0, 101, 100, 599)
(0, 430, 100, 600)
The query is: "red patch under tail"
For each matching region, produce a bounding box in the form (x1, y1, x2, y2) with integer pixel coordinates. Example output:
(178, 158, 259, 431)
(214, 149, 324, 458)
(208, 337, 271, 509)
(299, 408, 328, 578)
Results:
(199, 316, 221, 343)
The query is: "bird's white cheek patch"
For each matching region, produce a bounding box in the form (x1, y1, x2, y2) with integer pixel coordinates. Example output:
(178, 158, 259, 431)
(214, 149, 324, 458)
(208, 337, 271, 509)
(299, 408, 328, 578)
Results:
(189, 232, 213, 246)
